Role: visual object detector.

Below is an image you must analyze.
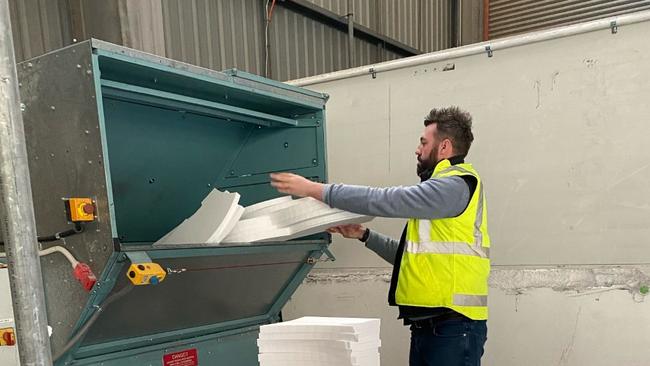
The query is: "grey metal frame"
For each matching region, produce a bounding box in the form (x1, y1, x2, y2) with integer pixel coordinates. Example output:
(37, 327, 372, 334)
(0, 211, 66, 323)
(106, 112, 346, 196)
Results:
(0, 0, 53, 363)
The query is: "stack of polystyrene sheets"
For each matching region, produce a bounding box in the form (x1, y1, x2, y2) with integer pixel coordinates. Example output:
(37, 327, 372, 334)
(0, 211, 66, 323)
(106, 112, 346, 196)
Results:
(154, 189, 243, 245)
(222, 197, 373, 243)
(258, 317, 380, 366)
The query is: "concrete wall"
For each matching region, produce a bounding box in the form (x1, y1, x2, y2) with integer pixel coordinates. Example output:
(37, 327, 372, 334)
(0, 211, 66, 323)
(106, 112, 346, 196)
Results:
(283, 13, 650, 366)
(286, 272, 650, 365)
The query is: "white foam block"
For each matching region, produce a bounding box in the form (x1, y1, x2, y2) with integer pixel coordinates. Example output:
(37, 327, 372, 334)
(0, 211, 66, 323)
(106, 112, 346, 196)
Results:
(259, 350, 380, 366)
(259, 351, 380, 364)
(154, 194, 374, 246)
(258, 331, 371, 342)
(260, 360, 378, 366)
(258, 317, 381, 366)
(257, 211, 372, 242)
(257, 339, 381, 353)
(259, 358, 379, 366)
(241, 196, 294, 219)
(208, 205, 244, 243)
(223, 198, 373, 243)
(260, 317, 380, 334)
(154, 189, 242, 245)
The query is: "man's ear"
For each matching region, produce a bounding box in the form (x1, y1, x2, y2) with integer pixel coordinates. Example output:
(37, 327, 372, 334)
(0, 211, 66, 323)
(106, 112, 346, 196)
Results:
(441, 138, 453, 153)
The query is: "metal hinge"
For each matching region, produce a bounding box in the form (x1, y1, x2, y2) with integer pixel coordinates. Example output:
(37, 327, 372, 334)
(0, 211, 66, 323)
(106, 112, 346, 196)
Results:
(306, 248, 336, 265)
(485, 45, 493, 58)
(610, 21, 618, 34)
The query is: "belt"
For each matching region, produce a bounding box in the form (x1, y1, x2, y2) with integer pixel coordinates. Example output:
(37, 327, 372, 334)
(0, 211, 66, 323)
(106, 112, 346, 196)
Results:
(409, 311, 469, 329)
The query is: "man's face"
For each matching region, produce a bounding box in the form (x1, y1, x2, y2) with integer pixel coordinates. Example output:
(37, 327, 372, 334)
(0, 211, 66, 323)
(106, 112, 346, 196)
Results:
(416, 124, 439, 177)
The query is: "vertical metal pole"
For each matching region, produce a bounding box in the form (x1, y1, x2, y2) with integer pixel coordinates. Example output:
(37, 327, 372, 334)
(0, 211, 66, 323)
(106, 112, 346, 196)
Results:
(0, 0, 54, 365)
(450, 0, 461, 47)
(456, 0, 463, 46)
(264, 0, 271, 78)
(483, 0, 490, 41)
(347, 0, 355, 68)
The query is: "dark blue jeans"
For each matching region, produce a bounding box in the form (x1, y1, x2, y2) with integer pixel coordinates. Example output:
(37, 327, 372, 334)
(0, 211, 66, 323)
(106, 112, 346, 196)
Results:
(409, 318, 487, 366)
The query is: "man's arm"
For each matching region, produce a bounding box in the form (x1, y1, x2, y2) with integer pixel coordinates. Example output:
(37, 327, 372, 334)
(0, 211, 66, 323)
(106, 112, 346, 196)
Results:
(328, 225, 399, 265)
(269, 172, 471, 219)
(365, 230, 399, 265)
(323, 177, 470, 219)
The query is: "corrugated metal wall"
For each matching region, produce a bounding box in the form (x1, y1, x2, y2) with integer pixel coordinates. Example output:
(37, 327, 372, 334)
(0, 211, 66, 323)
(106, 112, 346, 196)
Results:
(11, 1, 650, 81)
(265, 2, 408, 80)
(159, 0, 456, 80)
(489, 0, 650, 38)
(306, 0, 452, 53)
(460, 0, 484, 45)
(7, 0, 480, 81)
(161, 0, 266, 75)
(8, 0, 125, 63)
(8, 0, 71, 62)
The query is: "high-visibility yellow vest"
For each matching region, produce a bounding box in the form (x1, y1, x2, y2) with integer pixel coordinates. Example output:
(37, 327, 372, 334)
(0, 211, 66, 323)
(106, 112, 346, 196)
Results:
(395, 159, 491, 320)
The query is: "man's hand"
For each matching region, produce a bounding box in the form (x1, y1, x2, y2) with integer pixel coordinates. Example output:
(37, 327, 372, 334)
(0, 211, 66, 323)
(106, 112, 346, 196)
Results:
(327, 224, 366, 240)
(270, 173, 324, 200)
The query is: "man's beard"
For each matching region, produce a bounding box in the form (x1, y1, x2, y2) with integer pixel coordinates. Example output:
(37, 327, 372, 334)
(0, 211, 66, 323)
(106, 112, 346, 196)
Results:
(417, 148, 439, 182)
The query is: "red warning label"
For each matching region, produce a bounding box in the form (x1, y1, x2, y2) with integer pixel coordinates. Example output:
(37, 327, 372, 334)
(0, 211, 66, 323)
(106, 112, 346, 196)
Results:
(163, 349, 198, 366)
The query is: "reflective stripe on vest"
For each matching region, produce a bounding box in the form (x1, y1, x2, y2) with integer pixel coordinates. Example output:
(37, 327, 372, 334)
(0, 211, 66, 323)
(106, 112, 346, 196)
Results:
(454, 294, 488, 307)
(411, 208, 489, 258)
(405, 240, 489, 258)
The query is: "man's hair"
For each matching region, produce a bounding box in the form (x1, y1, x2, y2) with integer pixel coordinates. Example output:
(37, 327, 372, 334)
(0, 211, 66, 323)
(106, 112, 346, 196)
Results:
(424, 106, 474, 157)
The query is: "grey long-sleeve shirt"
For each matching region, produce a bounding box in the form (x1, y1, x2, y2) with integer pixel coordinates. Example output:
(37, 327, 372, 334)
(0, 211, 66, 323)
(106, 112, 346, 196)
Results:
(322, 176, 471, 264)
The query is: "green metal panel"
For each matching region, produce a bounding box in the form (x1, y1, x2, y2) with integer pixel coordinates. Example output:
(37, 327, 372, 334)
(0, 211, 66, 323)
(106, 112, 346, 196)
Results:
(102, 80, 300, 126)
(71, 327, 260, 366)
(94, 49, 324, 116)
(102, 98, 249, 242)
(58, 243, 330, 365)
(227, 126, 319, 176)
(57, 242, 333, 365)
(93, 46, 328, 244)
(222, 68, 329, 100)
(102, 98, 325, 243)
(82, 253, 306, 345)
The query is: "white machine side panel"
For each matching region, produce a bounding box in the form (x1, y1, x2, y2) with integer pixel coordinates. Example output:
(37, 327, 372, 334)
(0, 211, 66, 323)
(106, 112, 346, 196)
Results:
(309, 20, 650, 266)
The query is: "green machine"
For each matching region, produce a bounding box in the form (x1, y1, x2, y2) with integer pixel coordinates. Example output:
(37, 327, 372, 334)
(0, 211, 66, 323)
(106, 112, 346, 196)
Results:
(10, 39, 331, 365)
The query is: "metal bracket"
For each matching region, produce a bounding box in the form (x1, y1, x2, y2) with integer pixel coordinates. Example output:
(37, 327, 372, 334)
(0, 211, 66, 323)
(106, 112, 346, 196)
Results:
(305, 248, 336, 265)
(369, 68, 377, 79)
(610, 21, 618, 34)
(322, 248, 336, 261)
(442, 63, 456, 72)
(125, 251, 152, 264)
(166, 267, 187, 275)
(485, 45, 493, 58)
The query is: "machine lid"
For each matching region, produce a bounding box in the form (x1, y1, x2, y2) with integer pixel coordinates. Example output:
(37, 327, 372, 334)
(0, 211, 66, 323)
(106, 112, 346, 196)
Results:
(73, 242, 333, 360)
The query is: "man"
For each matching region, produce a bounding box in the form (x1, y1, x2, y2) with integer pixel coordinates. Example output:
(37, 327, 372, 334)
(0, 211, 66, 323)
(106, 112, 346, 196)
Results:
(270, 106, 490, 366)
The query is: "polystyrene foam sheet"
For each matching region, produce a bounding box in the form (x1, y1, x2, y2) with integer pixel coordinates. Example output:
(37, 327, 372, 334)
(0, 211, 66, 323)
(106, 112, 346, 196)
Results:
(258, 351, 380, 362)
(260, 317, 380, 334)
(155, 189, 242, 245)
(259, 360, 378, 366)
(257, 339, 381, 353)
(258, 331, 374, 342)
(223, 198, 373, 243)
